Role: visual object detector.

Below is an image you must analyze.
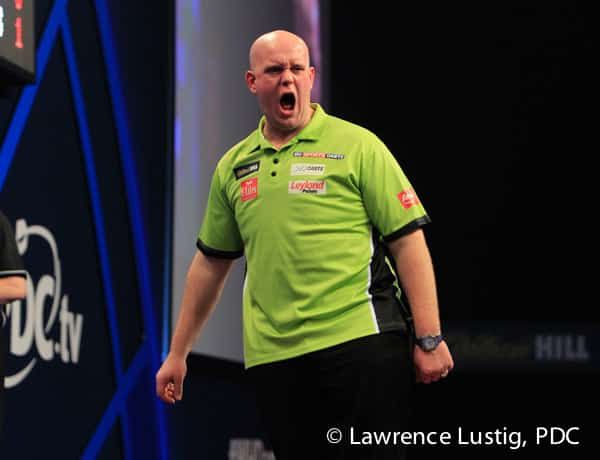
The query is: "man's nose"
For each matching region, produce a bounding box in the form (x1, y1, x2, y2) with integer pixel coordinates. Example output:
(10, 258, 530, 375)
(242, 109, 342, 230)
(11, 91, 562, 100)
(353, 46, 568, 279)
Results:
(281, 68, 294, 85)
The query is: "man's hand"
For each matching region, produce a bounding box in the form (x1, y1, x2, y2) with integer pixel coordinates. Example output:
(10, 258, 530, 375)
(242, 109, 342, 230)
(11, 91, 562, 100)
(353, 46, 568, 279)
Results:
(156, 354, 187, 404)
(413, 340, 454, 384)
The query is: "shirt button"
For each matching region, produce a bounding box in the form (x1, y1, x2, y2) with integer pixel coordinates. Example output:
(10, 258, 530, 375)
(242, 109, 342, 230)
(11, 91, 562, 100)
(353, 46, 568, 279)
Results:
(271, 171, 277, 177)
(273, 158, 279, 164)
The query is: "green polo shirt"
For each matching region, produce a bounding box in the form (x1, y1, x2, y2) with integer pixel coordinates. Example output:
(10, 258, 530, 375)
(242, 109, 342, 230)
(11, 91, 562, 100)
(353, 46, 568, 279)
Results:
(198, 104, 430, 368)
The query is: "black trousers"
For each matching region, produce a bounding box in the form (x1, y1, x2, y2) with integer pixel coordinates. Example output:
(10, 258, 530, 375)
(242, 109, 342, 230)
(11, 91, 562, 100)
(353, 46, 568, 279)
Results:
(247, 331, 415, 460)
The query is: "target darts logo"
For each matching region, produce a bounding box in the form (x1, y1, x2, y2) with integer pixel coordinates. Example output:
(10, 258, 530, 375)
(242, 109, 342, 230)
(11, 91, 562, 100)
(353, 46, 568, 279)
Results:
(397, 188, 420, 209)
(5, 219, 84, 388)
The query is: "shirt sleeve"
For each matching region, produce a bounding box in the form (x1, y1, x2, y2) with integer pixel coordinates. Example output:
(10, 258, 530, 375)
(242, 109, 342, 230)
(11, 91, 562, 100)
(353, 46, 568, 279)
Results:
(0, 211, 26, 277)
(197, 168, 244, 259)
(359, 134, 431, 242)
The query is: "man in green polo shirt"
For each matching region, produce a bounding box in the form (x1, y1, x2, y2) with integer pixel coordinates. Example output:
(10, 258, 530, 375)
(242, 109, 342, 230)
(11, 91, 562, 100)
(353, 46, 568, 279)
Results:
(157, 30, 454, 460)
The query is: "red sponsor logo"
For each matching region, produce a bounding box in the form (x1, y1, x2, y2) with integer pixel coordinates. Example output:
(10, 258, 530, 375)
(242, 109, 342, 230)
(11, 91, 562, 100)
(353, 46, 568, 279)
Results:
(288, 180, 326, 194)
(293, 152, 345, 160)
(241, 178, 258, 202)
(298, 152, 327, 158)
(397, 188, 420, 209)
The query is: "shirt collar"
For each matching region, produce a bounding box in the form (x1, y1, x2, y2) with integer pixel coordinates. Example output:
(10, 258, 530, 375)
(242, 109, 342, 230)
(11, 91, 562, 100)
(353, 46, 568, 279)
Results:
(249, 103, 327, 153)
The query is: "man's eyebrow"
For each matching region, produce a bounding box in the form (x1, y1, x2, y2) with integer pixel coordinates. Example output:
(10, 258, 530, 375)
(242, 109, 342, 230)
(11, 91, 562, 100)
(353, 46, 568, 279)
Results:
(263, 62, 306, 72)
(264, 64, 284, 71)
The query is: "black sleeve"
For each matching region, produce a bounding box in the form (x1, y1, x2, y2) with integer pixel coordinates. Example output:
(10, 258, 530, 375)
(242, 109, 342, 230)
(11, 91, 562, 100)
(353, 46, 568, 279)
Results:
(382, 216, 432, 243)
(0, 211, 26, 277)
(196, 238, 244, 259)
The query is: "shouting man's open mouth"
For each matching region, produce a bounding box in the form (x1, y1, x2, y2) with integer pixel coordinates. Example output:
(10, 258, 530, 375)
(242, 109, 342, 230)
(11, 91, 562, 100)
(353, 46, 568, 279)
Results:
(279, 92, 296, 115)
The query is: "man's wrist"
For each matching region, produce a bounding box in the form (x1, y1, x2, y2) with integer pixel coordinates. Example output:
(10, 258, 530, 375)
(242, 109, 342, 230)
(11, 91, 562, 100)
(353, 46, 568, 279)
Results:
(167, 348, 188, 360)
(415, 333, 444, 352)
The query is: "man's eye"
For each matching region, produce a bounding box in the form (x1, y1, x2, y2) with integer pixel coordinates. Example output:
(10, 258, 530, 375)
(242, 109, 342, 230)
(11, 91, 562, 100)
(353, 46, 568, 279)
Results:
(266, 67, 282, 74)
(292, 66, 304, 73)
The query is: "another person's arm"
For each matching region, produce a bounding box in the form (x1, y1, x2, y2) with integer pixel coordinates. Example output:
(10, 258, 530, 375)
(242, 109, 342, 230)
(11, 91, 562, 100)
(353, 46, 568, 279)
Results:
(156, 250, 234, 403)
(387, 229, 454, 383)
(1, 212, 28, 319)
(0, 276, 26, 303)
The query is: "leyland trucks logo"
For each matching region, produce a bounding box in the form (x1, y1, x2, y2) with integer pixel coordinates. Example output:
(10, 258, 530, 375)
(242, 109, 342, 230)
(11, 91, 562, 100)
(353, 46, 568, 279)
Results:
(5, 219, 84, 388)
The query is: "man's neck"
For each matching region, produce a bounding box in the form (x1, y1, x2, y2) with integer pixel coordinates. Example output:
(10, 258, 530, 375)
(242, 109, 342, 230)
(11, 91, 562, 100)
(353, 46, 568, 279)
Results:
(263, 128, 299, 150)
(263, 106, 315, 150)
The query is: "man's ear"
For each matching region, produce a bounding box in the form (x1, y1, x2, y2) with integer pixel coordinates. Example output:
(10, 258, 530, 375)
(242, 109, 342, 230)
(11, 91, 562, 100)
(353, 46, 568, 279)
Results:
(245, 70, 257, 94)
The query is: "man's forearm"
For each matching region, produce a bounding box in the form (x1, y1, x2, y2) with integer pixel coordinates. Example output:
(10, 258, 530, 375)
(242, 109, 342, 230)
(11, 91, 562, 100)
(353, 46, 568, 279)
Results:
(388, 229, 441, 337)
(0, 276, 27, 303)
(169, 251, 234, 358)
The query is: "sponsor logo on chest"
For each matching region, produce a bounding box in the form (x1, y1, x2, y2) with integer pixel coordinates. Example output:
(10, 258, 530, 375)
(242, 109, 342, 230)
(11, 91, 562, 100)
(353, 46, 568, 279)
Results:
(288, 180, 327, 194)
(290, 163, 325, 176)
(293, 152, 345, 160)
(241, 177, 258, 202)
(233, 161, 260, 180)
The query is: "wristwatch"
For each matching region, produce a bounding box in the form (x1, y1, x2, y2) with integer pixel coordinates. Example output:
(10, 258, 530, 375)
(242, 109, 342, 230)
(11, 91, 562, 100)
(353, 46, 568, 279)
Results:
(416, 334, 443, 352)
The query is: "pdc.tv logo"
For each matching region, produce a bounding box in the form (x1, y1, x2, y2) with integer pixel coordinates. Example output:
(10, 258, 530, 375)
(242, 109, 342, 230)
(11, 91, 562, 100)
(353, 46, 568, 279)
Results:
(5, 219, 84, 389)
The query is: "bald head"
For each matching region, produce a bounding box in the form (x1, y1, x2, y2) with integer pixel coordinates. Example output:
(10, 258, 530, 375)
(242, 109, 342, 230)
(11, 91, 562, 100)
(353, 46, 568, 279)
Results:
(245, 29, 316, 146)
(249, 30, 310, 70)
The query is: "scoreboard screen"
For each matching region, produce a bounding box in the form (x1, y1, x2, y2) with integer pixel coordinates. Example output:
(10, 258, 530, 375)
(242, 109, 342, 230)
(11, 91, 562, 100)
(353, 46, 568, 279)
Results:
(0, 0, 34, 84)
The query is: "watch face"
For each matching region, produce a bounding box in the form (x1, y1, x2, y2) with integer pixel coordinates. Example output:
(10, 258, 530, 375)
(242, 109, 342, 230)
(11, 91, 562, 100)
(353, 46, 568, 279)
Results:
(422, 337, 435, 349)
(418, 335, 442, 351)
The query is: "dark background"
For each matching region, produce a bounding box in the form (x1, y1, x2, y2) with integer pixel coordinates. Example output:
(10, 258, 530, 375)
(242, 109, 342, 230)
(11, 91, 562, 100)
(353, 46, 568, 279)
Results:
(330, 2, 596, 458)
(330, 2, 594, 323)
